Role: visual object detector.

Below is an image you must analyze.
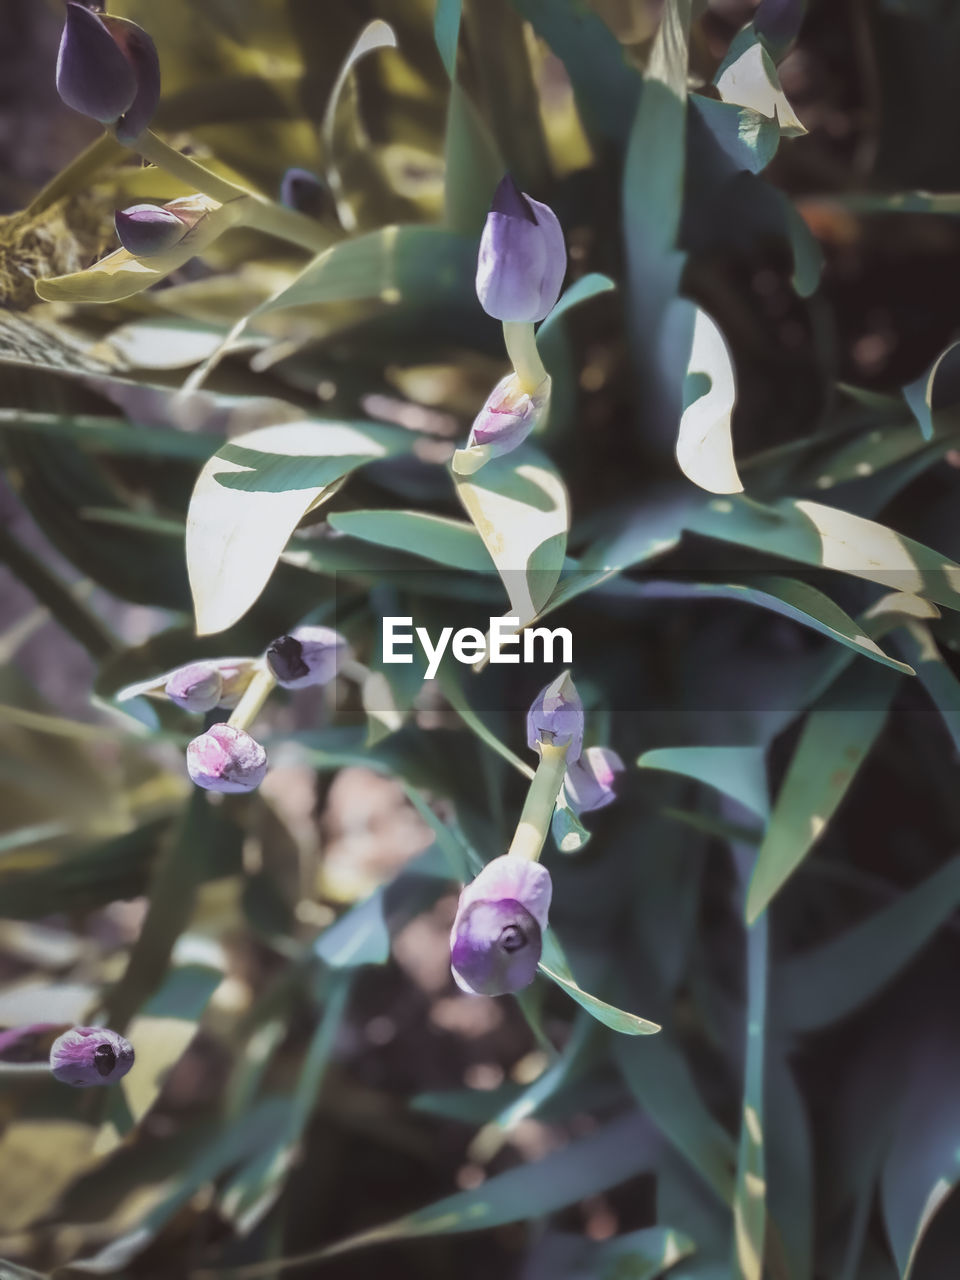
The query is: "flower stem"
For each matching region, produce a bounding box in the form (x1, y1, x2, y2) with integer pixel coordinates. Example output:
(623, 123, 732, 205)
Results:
(227, 664, 276, 733)
(0, 1062, 50, 1077)
(122, 130, 330, 254)
(503, 321, 549, 394)
(507, 741, 569, 861)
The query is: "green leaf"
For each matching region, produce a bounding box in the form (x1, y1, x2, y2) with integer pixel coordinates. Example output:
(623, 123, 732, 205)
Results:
(327, 510, 494, 572)
(532, 1226, 696, 1280)
(638, 746, 770, 821)
(0, 409, 219, 460)
(538, 929, 660, 1035)
(715, 29, 806, 137)
(731, 914, 768, 1280)
(537, 273, 617, 344)
(746, 660, 896, 922)
(676, 304, 743, 495)
(186, 419, 413, 634)
(434, 0, 463, 78)
(690, 94, 780, 174)
(903, 339, 960, 443)
(774, 855, 960, 1033)
(551, 790, 592, 853)
(453, 444, 569, 628)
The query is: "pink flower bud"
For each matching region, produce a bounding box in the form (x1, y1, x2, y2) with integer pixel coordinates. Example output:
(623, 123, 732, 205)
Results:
(186, 723, 267, 794)
(49, 1027, 134, 1087)
(164, 662, 223, 713)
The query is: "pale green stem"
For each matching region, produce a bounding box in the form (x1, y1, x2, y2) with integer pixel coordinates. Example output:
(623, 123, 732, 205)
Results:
(507, 740, 569, 861)
(227, 665, 276, 733)
(0, 1062, 51, 1077)
(121, 130, 329, 255)
(502, 321, 549, 394)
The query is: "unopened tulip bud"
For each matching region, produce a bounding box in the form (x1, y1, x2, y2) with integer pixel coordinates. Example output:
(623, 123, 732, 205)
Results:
(450, 855, 552, 996)
(564, 746, 624, 814)
(453, 372, 551, 475)
(49, 1027, 134, 1087)
(115, 203, 188, 256)
(280, 167, 328, 219)
(265, 626, 347, 689)
(476, 174, 567, 323)
(164, 662, 223, 713)
(56, 3, 160, 142)
(186, 723, 267, 793)
(754, 0, 804, 53)
(527, 671, 583, 763)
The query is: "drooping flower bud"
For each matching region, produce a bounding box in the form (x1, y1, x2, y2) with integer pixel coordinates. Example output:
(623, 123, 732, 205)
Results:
(476, 174, 567, 324)
(49, 1027, 134, 1087)
(754, 0, 804, 53)
(164, 662, 223, 713)
(527, 671, 583, 763)
(452, 371, 551, 475)
(56, 3, 160, 142)
(265, 626, 348, 690)
(115, 203, 188, 256)
(186, 723, 267, 794)
(280, 167, 328, 219)
(450, 855, 552, 996)
(564, 746, 624, 814)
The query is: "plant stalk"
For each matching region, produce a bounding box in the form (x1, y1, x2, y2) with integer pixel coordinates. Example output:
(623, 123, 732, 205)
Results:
(227, 664, 276, 732)
(502, 320, 549, 394)
(507, 740, 569, 861)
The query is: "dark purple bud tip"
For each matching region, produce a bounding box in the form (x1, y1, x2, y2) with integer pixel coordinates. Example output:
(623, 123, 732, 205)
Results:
(280, 168, 328, 219)
(186, 723, 267, 794)
(754, 0, 804, 49)
(266, 626, 347, 689)
(57, 2, 138, 124)
(526, 671, 584, 762)
(450, 855, 552, 996)
(115, 203, 188, 257)
(49, 1026, 134, 1087)
(564, 746, 624, 814)
(476, 178, 567, 323)
(164, 662, 223, 713)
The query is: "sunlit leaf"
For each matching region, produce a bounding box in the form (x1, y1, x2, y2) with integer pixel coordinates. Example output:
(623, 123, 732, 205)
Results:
(539, 930, 660, 1035)
(676, 304, 743, 495)
(715, 29, 806, 137)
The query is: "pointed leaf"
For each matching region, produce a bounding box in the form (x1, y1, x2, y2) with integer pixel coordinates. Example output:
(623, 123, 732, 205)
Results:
(676, 305, 743, 494)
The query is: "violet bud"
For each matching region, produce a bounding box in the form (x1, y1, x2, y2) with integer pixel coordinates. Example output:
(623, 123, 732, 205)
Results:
(266, 626, 347, 689)
(164, 662, 223, 713)
(0, 1024, 59, 1062)
(280, 167, 328, 219)
(454, 372, 551, 475)
(115, 203, 188, 256)
(56, 3, 160, 141)
(754, 0, 804, 52)
(476, 174, 567, 324)
(49, 1026, 134, 1087)
(186, 723, 267, 794)
(450, 855, 552, 996)
(564, 746, 624, 814)
(526, 671, 583, 763)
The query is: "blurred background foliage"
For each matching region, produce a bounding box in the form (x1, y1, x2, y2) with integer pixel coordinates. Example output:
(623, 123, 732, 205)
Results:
(5, 0, 960, 1277)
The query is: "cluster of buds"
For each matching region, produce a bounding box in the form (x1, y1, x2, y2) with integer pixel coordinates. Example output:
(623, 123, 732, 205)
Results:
(450, 672, 623, 997)
(456, 175, 567, 473)
(56, 2, 160, 143)
(0, 1024, 135, 1088)
(120, 626, 348, 796)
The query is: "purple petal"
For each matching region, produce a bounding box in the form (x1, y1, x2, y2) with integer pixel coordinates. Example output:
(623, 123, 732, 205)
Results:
(56, 2, 137, 124)
(115, 204, 188, 257)
(490, 173, 537, 224)
(754, 0, 804, 48)
(468, 372, 549, 456)
(280, 168, 327, 218)
(49, 1027, 134, 1087)
(526, 671, 584, 762)
(476, 180, 567, 322)
(451, 899, 542, 995)
(564, 746, 624, 814)
(454, 854, 552, 931)
(266, 626, 347, 689)
(186, 723, 267, 794)
(163, 661, 223, 712)
(104, 15, 161, 142)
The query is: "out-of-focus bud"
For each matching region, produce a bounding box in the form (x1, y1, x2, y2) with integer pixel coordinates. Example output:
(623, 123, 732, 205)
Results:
(450, 855, 552, 996)
(526, 671, 583, 763)
(564, 746, 624, 814)
(49, 1027, 134, 1087)
(754, 0, 804, 54)
(115, 203, 188, 256)
(452, 371, 551, 475)
(0, 1024, 59, 1062)
(186, 723, 267, 794)
(476, 174, 567, 323)
(280, 167, 328, 219)
(56, 3, 160, 142)
(265, 626, 348, 690)
(164, 662, 223, 713)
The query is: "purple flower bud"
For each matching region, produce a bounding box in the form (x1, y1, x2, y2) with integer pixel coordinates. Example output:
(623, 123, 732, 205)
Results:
(754, 0, 804, 51)
(564, 746, 624, 814)
(266, 626, 347, 689)
(456, 371, 550, 474)
(0, 1024, 60, 1062)
(56, 4, 159, 140)
(115, 203, 188, 256)
(476, 175, 567, 323)
(49, 1027, 134, 1087)
(186, 723, 267, 794)
(164, 662, 223, 713)
(280, 167, 327, 218)
(526, 671, 583, 762)
(450, 855, 552, 996)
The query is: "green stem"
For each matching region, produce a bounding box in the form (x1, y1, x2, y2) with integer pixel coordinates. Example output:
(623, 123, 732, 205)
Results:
(227, 664, 276, 732)
(507, 741, 569, 861)
(502, 321, 549, 394)
(123, 130, 330, 254)
(0, 1062, 51, 1077)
